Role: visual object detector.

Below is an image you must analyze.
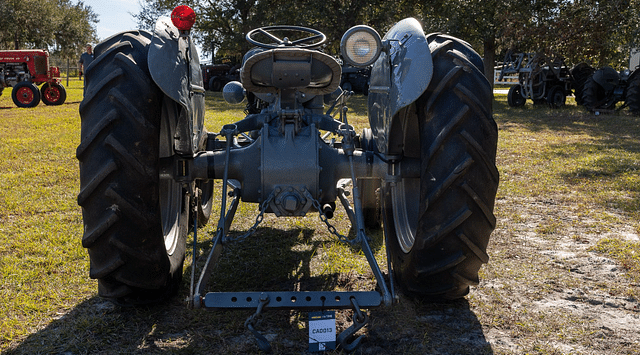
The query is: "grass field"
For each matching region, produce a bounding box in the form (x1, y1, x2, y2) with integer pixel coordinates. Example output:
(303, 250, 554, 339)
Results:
(1, 79, 639, 354)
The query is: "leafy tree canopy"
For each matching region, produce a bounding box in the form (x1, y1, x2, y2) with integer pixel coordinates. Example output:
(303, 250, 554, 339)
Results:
(0, 0, 98, 59)
(135, 0, 411, 62)
(135, 0, 639, 70)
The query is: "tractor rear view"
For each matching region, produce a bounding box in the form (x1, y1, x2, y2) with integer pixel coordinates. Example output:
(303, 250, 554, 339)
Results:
(582, 66, 640, 115)
(77, 5, 498, 352)
(500, 51, 574, 108)
(0, 50, 66, 107)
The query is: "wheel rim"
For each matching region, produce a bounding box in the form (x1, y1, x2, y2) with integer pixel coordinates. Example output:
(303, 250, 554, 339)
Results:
(16, 87, 34, 105)
(389, 115, 421, 253)
(159, 102, 183, 255)
(391, 174, 420, 253)
(43, 85, 60, 102)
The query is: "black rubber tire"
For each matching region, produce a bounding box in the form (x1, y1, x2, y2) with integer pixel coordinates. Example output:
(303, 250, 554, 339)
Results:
(546, 85, 566, 108)
(570, 63, 594, 106)
(77, 30, 188, 305)
(626, 71, 640, 116)
(41, 82, 67, 105)
(210, 77, 224, 92)
(12, 81, 41, 107)
(507, 84, 526, 107)
(582, 76, 614, 111)
(384, 33, 499, 300)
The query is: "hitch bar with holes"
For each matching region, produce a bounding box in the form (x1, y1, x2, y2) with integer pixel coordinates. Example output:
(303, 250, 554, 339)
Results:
(183, 121, 403, 351)
(203, 291, 381, 310)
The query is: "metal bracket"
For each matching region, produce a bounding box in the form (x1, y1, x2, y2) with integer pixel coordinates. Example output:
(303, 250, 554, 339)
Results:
(208, 291, 380, 353)
(337, 297, 369, 352)
(244, 293, 272, 352)
(335, 127, 393, 306)
(204, 291, 381, 310)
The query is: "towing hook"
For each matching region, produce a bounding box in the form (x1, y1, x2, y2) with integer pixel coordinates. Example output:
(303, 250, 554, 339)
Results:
(245, 294, 272, 353)
(336, 296, 369, 352)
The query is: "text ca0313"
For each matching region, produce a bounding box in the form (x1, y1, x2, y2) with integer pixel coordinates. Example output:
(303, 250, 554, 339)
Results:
(171, 5, 196, 31)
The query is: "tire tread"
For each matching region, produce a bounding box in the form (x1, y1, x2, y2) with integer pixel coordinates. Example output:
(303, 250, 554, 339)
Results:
(78, 30, 183, 304)
(386, 34, 498, 300)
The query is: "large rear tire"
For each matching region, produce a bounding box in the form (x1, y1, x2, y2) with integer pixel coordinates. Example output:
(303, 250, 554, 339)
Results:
(582, 76, 614, 111)
(570, 63, 594, 106)
(77, 31, 189, 305)
(626, 71, 640, 116)
(384, 34, 498, 300)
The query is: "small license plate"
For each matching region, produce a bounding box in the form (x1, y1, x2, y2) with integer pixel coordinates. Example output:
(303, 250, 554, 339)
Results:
(308, 310, 336, 352)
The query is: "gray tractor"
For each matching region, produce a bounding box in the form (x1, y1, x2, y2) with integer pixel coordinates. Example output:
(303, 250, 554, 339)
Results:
(582, 66, 640, 115)
(500, 51, 574, 108)
(77, 5, 498, 351)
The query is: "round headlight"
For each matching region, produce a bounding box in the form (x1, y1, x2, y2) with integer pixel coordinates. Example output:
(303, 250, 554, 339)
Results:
(340, 26, 382, 67)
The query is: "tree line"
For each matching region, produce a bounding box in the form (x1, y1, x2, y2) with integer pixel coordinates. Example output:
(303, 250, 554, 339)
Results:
(3, 0, 636, 77)
(0, 0, 97, 59)
(136, 0, 639, 84)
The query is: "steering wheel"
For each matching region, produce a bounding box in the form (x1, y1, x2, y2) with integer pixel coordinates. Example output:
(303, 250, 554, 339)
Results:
(246, 25, 326, 49)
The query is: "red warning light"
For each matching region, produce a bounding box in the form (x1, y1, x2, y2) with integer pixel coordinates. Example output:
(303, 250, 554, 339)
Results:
(171, 5, 196, 31)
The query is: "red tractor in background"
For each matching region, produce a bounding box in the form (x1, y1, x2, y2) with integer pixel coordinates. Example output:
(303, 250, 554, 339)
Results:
(0, 49, 67, 108)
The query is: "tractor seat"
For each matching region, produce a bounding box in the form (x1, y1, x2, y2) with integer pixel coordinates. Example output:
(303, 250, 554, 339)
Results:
(241, 48, 341, 95)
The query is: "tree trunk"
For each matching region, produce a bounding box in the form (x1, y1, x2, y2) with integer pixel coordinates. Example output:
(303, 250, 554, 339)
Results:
(483, 36, 496, 89)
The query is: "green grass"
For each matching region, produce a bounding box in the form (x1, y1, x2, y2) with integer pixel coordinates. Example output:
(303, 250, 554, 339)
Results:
(1, 85, 639, 354)
(0, 78, 91, 346)
(495, 96, 640, 233)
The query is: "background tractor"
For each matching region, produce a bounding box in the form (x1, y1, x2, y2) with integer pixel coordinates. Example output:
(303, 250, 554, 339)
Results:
(582, 66, 640, 115)
(202, 63, 240, 91)
(0, 50, 66, 107)
(77, 5, 498, 351)
(340, 63, 370, 95)
(500, 51, 576, 108)
(580, 49, 640, 115)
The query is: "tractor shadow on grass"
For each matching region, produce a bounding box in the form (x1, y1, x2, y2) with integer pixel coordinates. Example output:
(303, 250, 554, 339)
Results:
(6, 226, 492, 354)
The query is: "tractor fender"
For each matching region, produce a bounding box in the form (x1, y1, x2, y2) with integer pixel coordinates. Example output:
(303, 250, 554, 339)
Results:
(592, 66, 620, 92)
(148, 16, 206, 154)
(367, 18, 432, 155)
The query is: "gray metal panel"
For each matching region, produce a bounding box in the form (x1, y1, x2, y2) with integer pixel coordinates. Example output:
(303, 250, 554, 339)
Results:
(367, 18, 432, 155)
(149, 17, 191, 107)
(630, 48, 639, 70)
(148, 17, 205, 153)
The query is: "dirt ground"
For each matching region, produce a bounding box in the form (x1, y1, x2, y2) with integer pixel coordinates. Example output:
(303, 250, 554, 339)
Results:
(7, 194, 639, 355)
(474, 196, 640, 354)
